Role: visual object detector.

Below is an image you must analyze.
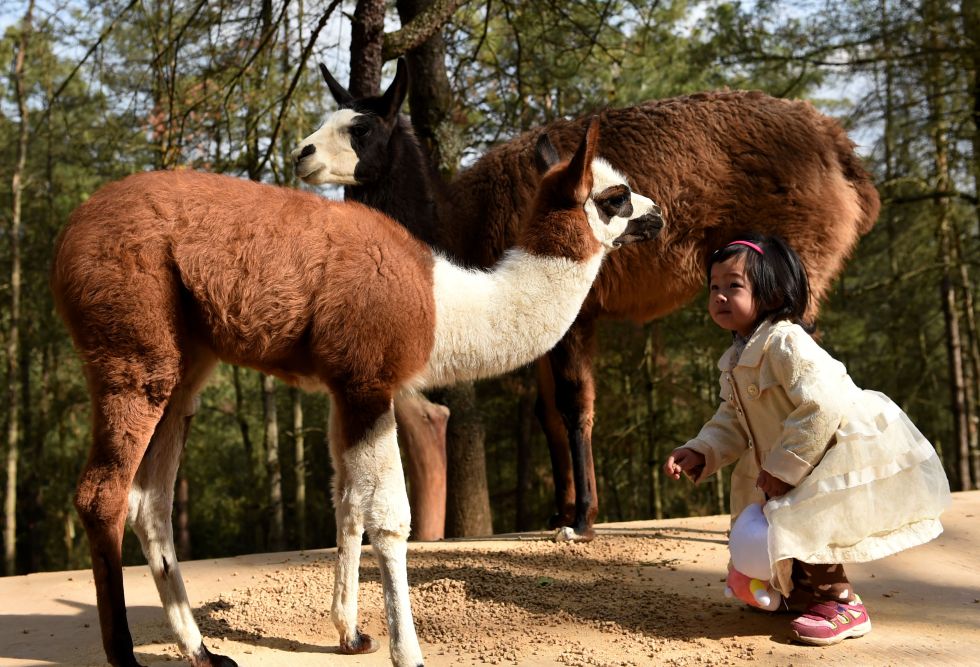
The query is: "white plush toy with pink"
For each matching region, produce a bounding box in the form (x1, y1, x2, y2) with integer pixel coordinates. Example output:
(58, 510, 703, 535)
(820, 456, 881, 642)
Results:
(725, 502, 783, 611)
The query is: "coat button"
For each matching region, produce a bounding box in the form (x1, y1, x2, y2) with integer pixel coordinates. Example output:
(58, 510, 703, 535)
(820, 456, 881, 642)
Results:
(746, 384, 759, 398)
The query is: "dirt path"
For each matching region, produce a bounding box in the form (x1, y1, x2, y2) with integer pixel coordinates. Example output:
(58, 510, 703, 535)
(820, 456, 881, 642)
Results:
(2, 491, 978, 666)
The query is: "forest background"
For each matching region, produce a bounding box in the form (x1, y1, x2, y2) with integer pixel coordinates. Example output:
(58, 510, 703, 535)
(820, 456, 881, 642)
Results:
(0, 0, 977, 577)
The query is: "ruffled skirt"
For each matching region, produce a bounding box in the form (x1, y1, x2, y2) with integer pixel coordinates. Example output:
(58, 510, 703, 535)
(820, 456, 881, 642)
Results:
(764, 391, 951, 595)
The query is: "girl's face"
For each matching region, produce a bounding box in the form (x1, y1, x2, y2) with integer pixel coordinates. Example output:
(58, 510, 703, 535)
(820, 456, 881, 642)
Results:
(709, 254, 759, 338)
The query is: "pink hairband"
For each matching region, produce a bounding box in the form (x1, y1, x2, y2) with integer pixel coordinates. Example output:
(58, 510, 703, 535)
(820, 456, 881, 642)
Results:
(727, 240, 764, 255)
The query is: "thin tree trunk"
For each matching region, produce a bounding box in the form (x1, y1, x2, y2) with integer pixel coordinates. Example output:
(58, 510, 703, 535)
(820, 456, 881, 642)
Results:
(514, 368, 536, 532)
(262, 374, 285, 551)
(955, 235, 980, 489)
(5, 0, 34, 577)
(962, 0, 980, 239)
(233, 365, 261, 548)
(24, 343, 49, 573)
(927, 2, 970, 489)
(175, 462, 191, 560)
(961, 0, 980, 486)
(291, 388, 307, 549)
(642, 323, 663, 520)
(939, 248, 968, 488)
(63, 510, 75, 569)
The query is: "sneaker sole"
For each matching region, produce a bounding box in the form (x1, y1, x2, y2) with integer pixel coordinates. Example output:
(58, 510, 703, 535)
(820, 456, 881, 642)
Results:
(792, 618, 872, 646)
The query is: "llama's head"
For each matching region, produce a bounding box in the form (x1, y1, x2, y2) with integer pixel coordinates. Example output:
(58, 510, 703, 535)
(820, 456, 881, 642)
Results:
(291, 58, 411, 186)
(531, 118, 664, 254)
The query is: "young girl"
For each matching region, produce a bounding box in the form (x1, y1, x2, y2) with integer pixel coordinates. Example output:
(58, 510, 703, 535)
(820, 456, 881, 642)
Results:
(663, 233, 950, 646)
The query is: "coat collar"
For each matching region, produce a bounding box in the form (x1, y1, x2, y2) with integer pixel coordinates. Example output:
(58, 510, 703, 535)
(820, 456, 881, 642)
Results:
(717, 319, 793, 371)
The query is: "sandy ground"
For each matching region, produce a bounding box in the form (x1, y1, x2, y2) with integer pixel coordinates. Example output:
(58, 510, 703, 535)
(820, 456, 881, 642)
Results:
(1, 491, 978, 667)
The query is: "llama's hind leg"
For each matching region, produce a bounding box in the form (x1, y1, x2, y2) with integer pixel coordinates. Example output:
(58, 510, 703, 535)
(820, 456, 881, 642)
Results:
(128, 356, 234, 667)
(75, 361, 179, 667)
(545, 317, 599, 542)
(535, 355, 577, 529)
(330, 393, 423, 667)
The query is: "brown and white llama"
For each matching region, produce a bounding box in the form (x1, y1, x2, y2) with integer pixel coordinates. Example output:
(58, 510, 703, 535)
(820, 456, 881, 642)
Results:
(51, 119, 662, 667)
(294, 59, 881, 541)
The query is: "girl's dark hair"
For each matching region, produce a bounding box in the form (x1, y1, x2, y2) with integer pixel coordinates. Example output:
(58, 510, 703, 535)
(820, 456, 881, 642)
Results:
(707, 232, 814, 332)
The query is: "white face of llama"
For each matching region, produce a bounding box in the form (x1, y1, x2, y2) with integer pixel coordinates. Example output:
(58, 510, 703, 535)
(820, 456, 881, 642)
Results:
(586, 157, 664, 250)
(292, 109, 363, 186)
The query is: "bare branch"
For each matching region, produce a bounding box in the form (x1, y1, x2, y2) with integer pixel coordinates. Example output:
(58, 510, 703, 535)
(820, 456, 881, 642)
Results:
(258, 0, 345, 173)
(44, 0, 140, 112)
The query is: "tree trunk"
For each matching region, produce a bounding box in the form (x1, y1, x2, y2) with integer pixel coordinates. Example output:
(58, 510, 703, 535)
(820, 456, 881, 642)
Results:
(927, 3, 970, 489)
(956, 237, 980, 490)
(435, 383, 493, 536)
(233, 366, 261, 548)
(350, 0, 386, 96)
(5, 0, 33, 577)
(175, 462, 191, 560)
(395, 0, 493, 537)
(262, 374, 285, 550)
(960, 0, 980, 486)
(291, 388, 307, 549)
(963, 0, 980, 240)
(395, 394, 449, 540)
(395, 0, 462, 178)
(25, 344, 51, 573)
(514, 368, 536, 532)
(642, 323, 663, 520)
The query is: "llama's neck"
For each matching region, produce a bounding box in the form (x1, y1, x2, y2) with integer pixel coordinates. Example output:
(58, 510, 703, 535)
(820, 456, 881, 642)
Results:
(345, 118, 444, 249)
(414, 249, 604, 389)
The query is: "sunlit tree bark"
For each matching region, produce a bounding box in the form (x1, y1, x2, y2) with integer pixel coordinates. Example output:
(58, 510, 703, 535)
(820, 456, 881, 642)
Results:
(5, 0, 34, 577)
(927, 0, 970, 490)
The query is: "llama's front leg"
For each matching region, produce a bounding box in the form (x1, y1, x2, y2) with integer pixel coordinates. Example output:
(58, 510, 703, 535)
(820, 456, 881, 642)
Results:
(331, 476, 378, 655)
(336, 404, 423, 667)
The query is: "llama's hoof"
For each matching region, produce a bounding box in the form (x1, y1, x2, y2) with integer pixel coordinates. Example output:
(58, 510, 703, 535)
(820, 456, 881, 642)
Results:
(340, 629, 380, 655)
(553, 525, 595, 543)
(191, 645, 238, 667)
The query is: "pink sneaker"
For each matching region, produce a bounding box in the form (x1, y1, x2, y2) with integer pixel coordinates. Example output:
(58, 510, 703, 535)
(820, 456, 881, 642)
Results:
(790, 596, 871, 646)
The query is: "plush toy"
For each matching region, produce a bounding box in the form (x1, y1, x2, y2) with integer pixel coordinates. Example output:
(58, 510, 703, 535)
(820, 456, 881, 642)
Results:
(724, 502, 782, 611)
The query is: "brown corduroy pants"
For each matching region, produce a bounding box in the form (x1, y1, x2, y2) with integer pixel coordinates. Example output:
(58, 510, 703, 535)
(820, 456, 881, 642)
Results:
(791, 560, 858, 604)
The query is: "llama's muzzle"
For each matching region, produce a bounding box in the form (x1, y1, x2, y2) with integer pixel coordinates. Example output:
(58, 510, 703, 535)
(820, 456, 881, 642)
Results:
(613, 204, 664, 247)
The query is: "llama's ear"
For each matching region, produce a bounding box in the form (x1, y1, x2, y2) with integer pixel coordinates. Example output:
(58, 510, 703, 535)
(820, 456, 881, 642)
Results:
(380, 57, 410, 121)
(319, 62, 355, 106)
(534, 133, 561, 174)
(567, 116, 599, 204)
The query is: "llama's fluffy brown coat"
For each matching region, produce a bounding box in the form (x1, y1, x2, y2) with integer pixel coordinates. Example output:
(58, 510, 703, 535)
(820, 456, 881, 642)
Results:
(53, 170, 437, 422)
(447, 90, 879, 321)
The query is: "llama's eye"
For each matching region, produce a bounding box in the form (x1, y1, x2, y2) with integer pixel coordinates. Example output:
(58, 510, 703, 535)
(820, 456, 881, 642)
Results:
(596, 185, 633, 219)
(609, 193, 629, 208)
(349, 124, 369, 138)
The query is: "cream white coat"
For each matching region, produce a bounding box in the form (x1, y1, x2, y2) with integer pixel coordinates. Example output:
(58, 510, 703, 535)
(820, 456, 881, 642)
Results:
(681, 320, 950, 594)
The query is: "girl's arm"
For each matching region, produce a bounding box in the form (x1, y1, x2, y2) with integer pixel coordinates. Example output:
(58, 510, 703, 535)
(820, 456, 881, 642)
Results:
(680, 398, 750, 483)
(763, 328, 849, 486)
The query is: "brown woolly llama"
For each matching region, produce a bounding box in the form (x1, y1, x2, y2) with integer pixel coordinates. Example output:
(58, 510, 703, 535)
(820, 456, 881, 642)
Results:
(51, 119, 662, 667)
(294, 60, 880, 541)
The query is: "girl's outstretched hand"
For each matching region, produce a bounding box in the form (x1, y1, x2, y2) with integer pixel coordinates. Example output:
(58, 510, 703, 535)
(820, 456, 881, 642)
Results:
(663, 448, 706, 482)
(756, 469, 794, 498)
